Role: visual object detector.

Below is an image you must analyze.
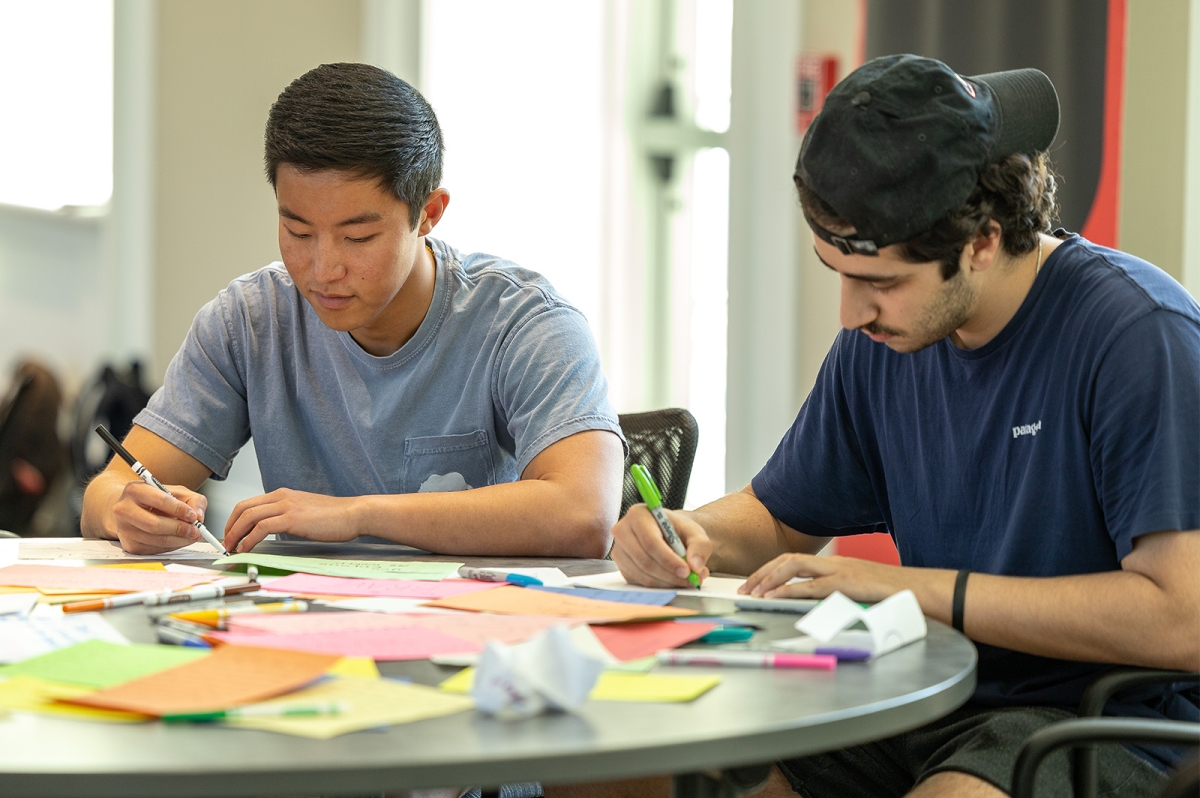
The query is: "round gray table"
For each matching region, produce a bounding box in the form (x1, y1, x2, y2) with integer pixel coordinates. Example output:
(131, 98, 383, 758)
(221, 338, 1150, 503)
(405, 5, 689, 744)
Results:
(0, 541, 977, 797)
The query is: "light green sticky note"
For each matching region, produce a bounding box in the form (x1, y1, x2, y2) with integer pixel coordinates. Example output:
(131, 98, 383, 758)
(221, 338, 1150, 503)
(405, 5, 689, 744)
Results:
(214, 553, 463, 582)
(0, 640, 208, 688)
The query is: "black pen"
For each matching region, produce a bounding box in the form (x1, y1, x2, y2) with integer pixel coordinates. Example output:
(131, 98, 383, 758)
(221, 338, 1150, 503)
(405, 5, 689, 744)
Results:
(95, 425, 229, 556)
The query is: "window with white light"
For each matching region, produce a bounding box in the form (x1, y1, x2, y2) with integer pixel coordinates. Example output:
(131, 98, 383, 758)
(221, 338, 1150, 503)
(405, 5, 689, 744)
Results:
(424, 0, 733, 509)
(423, 0, 606, 327)
(0, 0, 114, 211)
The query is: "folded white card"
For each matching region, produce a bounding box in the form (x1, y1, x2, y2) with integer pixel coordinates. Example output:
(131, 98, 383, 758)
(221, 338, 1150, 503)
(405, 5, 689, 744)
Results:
(471, 624, 605, 719)
(791, 590, 927, 659)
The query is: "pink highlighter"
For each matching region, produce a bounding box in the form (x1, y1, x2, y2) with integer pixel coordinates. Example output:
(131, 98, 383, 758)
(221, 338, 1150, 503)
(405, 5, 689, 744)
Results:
(656, 650, 837, 670)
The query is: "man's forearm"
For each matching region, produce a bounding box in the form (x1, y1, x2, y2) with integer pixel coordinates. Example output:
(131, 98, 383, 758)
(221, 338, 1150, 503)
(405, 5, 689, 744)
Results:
(922, 567, 1199, 671)
(354, 478, 615, 559)
(689, 487, 827, 575)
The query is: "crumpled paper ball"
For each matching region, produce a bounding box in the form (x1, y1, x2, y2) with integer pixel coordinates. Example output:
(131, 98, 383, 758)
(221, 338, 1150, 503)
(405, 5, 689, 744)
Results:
(471, 624, 606, 719)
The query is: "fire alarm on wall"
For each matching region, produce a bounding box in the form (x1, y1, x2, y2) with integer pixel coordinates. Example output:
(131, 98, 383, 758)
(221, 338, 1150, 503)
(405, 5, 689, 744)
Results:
(796, 54, 839, 133)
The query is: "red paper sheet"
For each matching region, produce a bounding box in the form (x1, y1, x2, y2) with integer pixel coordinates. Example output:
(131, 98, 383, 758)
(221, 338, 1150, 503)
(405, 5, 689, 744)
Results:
(589, 621, 718, 661)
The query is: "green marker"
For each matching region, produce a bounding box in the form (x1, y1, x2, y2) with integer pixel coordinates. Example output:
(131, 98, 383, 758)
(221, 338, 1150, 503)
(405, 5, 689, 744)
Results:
(161, 701, 348, 723)
(630, 464, 701, 588)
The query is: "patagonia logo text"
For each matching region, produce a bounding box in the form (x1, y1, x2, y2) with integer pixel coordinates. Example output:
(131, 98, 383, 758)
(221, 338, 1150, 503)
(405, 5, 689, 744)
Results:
(1012, 420, 1042, 439)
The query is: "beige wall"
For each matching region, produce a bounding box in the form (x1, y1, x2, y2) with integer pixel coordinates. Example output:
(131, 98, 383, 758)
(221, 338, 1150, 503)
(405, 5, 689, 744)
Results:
(152, 0, 361, 379)
(1120, 0, 1191, 283)
(795, 0, 861, 402)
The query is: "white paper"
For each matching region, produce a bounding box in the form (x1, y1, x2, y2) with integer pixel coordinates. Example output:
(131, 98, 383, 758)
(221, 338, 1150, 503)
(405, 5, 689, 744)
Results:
(471, 625, 605, 719)
(0, 539, 18, 567)
(429, 652, 481, 667)
(792, 590, 927, 658)
(570, 571, 749, 597)
(0, 593, 38, 617)
(0, 613, 129, 664)
(570, 571, 813, 601)
(315, 597, 461, 614)
(18, 538, 223, 561)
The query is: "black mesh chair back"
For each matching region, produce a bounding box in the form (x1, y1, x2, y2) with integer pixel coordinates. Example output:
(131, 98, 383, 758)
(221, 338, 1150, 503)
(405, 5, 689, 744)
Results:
(618, 408, 700, 517)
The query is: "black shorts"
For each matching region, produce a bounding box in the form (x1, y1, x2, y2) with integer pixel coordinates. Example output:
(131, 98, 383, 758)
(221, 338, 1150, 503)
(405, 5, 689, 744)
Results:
(776, 704, 1166, 798)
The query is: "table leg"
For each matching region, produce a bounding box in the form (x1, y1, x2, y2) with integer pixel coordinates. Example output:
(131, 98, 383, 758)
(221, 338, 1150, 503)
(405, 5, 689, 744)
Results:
(671, 765, 772, 798)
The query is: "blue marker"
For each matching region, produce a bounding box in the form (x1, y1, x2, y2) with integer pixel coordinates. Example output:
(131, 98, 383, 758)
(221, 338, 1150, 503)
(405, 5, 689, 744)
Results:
(156, 625, 211, 648)
(457, 567, 544, 587)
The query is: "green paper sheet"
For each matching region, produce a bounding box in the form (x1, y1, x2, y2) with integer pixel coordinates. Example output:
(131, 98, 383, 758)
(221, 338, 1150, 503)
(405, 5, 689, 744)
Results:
(213, 553, 463, 581)
(0, 640, 208, 688)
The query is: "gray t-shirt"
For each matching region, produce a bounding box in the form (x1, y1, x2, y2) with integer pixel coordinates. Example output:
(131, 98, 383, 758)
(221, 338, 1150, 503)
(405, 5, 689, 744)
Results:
(136, 238, 624, 502)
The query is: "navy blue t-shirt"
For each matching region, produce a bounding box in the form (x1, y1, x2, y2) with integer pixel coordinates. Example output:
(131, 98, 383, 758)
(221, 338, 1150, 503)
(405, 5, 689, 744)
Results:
(753, 235, 1199, 715)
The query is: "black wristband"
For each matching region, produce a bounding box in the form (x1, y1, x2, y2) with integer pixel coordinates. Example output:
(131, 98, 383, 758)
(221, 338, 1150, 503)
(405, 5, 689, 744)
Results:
(952, 569, 970, 633)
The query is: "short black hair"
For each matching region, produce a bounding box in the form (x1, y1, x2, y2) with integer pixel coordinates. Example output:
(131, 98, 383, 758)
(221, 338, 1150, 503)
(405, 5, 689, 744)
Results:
(265, 63, 444, 228)
(796, 152, 1059, 280)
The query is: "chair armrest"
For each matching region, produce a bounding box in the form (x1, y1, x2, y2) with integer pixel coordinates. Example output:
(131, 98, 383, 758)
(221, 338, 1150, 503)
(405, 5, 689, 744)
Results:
(1075, 669, 1200, 798)
(1080, 670, 1200, 717)
(1012, 718, 1200, 798)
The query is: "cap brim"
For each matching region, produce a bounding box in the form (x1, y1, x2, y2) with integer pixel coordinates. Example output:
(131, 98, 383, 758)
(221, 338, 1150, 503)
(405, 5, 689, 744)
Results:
(973, 68, 1060, 157)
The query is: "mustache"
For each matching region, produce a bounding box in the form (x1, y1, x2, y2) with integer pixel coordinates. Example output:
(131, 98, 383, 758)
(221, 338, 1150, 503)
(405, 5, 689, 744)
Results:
(862, 322, 903, 337)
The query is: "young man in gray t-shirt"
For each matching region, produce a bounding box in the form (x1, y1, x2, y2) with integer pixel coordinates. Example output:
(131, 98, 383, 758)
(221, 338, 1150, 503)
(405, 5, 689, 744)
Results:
(82, 63, 625, 558)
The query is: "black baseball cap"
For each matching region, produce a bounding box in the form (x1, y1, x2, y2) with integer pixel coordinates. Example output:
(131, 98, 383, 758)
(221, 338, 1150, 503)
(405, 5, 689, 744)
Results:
(797, 54, 1060, 256)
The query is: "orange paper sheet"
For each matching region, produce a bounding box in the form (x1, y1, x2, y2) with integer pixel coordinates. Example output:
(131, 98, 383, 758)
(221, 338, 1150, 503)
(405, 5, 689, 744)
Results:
(0, 564, 216, 594)
(423, 585, 697, 621)
(64, 644, 339, 716)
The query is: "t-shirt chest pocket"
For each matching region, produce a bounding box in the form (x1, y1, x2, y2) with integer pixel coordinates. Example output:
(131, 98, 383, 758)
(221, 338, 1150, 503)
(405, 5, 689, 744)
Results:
(402, 431, 495, 494)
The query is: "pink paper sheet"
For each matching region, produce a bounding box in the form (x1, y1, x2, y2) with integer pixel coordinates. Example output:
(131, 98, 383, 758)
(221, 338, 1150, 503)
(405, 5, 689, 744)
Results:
(229, 611, 571, 646)
(260, 573, 501, 599)
(210, 626, 482, 660)
(0, 564, 217, 593)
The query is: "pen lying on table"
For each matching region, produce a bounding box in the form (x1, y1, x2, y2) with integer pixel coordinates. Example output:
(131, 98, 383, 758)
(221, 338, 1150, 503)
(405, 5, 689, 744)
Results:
(61, 579, 260, 614)
(657, 650, 837, 670)
(457, 566, 543, 587)
(161, 702, 349, 723)
(156, 625, 212, 648)
(170, 599, 309, 629)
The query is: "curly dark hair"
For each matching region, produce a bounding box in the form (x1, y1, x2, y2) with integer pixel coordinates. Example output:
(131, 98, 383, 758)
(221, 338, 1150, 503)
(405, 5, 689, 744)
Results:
(265, 63, 444, 228)
(796, 152, 1060, 280)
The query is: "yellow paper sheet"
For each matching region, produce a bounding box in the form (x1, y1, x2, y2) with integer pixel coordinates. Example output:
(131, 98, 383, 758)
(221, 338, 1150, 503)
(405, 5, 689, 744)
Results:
(225, 676, 473, 738)
(94, 562, 168, 571)
(326, 656, 380, 679)
(0, 675, 149, 723)
(440, 668, 721, 703)
(37, 592, 119, 605)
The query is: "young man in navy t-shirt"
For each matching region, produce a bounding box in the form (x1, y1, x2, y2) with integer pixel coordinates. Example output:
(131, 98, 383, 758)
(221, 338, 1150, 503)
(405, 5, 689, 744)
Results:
(609, 56, 1199, 798)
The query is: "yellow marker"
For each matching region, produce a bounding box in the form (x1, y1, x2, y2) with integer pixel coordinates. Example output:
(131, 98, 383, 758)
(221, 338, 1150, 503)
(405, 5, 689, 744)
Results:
(171, 600, 308, 629)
